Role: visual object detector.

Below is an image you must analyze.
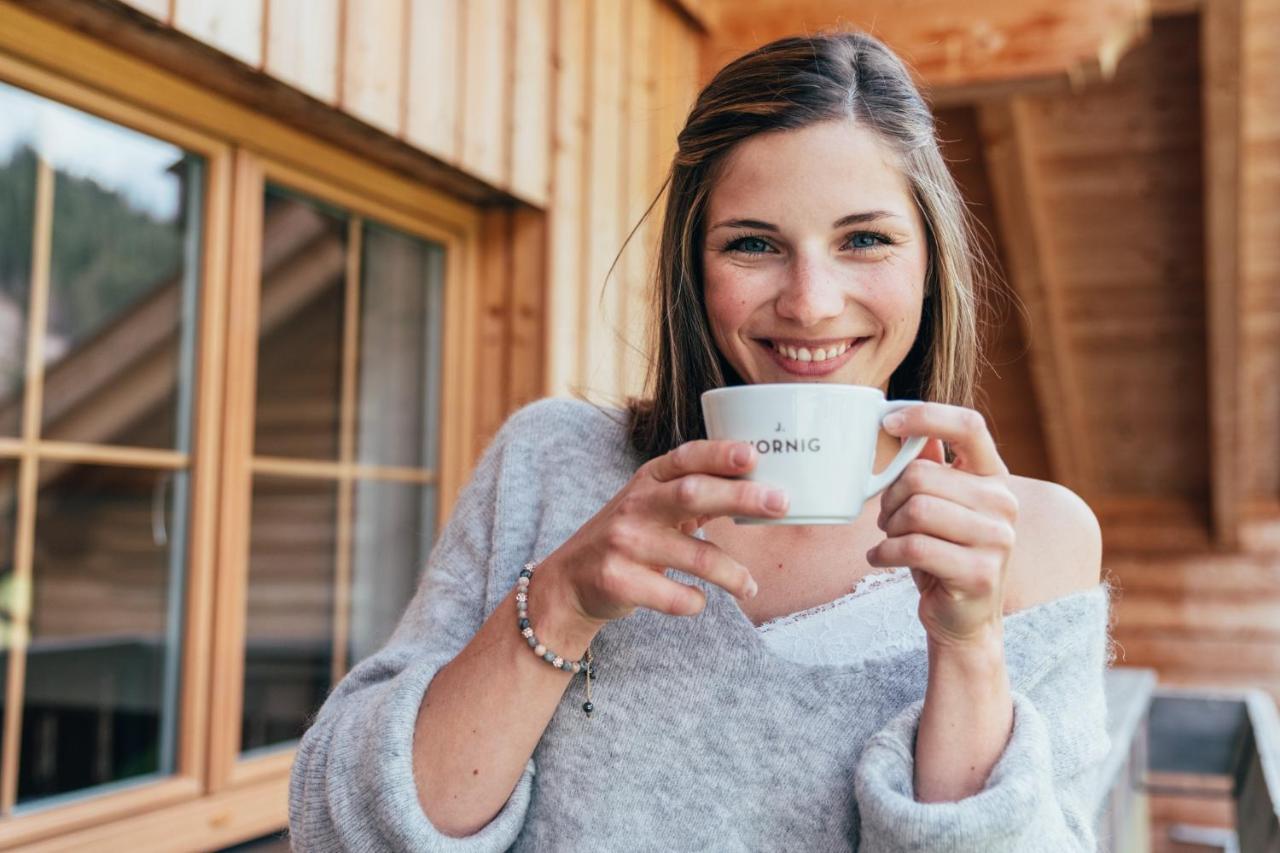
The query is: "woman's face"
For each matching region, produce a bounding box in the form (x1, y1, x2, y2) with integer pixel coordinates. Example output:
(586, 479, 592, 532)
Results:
(701, 118, 928, 391)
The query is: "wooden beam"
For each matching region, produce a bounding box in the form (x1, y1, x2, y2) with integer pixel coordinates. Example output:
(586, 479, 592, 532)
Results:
(1201, 0, 1245, 549)
(977, 99, 1095, 497)
(700, 0, 1151, 101)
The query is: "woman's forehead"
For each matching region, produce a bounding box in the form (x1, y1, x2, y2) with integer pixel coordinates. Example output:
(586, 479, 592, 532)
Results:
(707, 119, 914, 223)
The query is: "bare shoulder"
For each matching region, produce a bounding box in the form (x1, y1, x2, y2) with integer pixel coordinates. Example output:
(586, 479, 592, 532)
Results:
(1002, 475, 1103, 613)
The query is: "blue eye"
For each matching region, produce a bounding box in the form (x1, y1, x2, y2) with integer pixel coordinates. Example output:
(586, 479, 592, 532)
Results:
(848, 231, 891, 251)
(725, 235, 772, 254)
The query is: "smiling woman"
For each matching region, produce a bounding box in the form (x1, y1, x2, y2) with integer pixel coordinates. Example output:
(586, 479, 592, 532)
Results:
(290, 29, 1111, 853)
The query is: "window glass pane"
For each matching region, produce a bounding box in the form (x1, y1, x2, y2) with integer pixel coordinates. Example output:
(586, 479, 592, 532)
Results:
(0, 80, 203, 451)
(356, 224, 445, 470)
(348, 480, 437, 665)
(0, 459, 16, 777)
(0, 127, 34, 438)
(242, 475, 336, 753)
(253, 187, 347, 460)
(17, 462, 187, 805)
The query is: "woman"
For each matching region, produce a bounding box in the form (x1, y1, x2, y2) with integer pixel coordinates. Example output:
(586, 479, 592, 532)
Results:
(290, 31, 1111, 852)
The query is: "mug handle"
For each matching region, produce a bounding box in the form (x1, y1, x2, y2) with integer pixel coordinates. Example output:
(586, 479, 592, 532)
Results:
(865, 400, 928, 498)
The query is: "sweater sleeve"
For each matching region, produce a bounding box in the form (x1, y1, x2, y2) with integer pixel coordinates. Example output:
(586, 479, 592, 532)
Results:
(853, 593, 1110, 853)
(288, 416, 534, 852)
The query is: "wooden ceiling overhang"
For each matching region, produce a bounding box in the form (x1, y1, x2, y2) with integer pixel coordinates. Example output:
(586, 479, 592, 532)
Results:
(693, 0, 1153, 103)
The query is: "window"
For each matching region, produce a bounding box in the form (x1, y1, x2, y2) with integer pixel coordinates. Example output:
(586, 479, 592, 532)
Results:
(241, 187, 445, 754)
(0, 78, 203, 807)
(0, 39, 479, 848)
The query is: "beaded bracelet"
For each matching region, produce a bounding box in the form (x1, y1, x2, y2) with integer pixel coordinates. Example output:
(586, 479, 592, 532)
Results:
(516, 561, 597, 716)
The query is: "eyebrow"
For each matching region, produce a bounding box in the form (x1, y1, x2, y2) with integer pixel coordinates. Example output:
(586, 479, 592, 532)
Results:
(708, 211, 904, 232)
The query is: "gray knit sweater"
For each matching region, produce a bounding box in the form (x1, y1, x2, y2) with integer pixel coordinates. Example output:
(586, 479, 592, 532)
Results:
(289, 397, 1113, 851)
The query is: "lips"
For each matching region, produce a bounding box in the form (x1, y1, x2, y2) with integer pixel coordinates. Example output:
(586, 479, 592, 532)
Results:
(756, 337, 868, 376)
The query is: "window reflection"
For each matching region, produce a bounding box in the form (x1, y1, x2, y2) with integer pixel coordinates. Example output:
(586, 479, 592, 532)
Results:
(0, 142, 33, 438)
(15, 462, 186, 804)
(356, 225, 444, 470)
(242, 187, 447, 754)
(242, 475, 337, 753)
(0, 459, 16, 779)
(0, 79, 202, 452)
(349, 479, 437, 665)
(0, 79, 202, 808)
(253, 189, 347, 461)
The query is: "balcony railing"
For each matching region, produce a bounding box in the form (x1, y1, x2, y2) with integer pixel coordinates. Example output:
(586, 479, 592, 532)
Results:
(1100, 668, 1280, 852)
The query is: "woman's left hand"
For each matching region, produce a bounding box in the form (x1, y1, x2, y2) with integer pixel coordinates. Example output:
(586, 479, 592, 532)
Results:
(868, 403, 1019, 649)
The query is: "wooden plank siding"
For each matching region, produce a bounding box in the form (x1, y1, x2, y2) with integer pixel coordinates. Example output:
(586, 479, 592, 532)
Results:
(580, 0, 626, 400)
(264, 0, 340, 104)
(172, 0, 263, 68)
(339, 0, 408, 134)
(545, 0, 589, 398)
(510, 0, 553, 206)
(120, 0, 564, 211)
(460, 0, 510, 187)
(545, 0, 703, 401)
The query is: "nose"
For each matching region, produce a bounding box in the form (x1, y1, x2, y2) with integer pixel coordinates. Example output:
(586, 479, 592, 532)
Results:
(774, 255, 845, 327)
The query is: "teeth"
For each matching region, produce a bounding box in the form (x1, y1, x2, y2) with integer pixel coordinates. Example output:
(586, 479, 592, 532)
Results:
(772, 340, 855, 362)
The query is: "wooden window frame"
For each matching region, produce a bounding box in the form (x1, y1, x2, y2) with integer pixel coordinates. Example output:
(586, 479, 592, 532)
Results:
(0, 4, 482, 848)
(211, 153, 472, 792)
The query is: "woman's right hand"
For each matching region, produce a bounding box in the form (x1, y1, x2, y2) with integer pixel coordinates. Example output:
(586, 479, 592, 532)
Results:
(539, 440, 789, 629)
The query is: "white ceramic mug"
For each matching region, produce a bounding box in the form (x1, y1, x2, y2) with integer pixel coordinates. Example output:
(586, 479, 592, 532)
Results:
(700, 384, 928, 525)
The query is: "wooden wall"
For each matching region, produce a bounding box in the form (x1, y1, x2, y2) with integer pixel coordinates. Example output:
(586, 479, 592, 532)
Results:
(960, 11, 1280, 703)
(923, 13, 1280, 703)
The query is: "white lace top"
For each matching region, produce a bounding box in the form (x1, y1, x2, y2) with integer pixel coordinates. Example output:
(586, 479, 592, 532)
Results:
(694, 529, 927, 667)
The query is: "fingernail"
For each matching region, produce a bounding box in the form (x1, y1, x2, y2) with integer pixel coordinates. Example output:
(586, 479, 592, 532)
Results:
(765, 489, 788, 512)
(883, 413, 905, 431)
(731, 444, 751, 467)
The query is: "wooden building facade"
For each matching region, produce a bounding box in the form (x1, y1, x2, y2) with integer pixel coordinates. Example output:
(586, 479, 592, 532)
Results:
(0, 0, 1275, 849)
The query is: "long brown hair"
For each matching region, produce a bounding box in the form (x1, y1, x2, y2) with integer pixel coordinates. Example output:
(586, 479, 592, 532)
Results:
(624, 31, 988, 462)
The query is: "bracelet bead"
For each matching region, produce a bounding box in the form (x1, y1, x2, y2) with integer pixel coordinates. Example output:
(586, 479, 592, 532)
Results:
(514, 561, 594, 716)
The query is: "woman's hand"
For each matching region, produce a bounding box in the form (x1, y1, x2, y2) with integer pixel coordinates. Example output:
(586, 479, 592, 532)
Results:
(867, 403, 1019, 649)
(540, 440, 789, 630)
